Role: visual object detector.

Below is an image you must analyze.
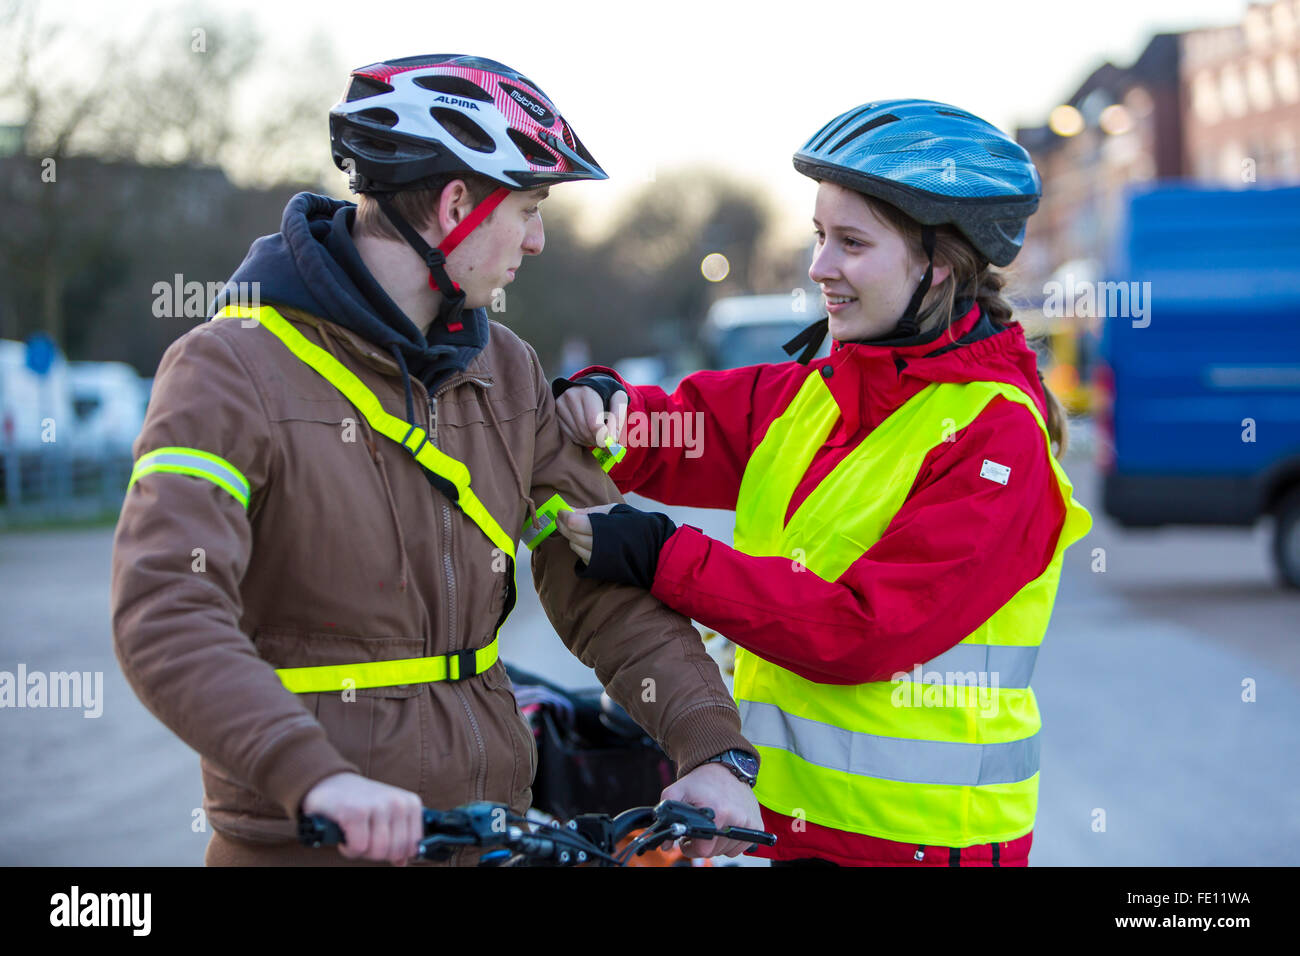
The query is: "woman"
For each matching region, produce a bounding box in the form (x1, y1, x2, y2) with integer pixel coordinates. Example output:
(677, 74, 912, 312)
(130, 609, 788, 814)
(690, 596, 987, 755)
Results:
(552, 99, 1092, 866)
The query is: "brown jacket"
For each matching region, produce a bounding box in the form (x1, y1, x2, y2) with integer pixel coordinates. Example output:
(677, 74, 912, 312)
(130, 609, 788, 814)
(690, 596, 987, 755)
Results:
(109, 304, 752, 860)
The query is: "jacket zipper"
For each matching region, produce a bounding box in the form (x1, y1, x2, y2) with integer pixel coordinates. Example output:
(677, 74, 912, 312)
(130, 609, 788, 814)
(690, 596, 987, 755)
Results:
(429, 386, 488, 802)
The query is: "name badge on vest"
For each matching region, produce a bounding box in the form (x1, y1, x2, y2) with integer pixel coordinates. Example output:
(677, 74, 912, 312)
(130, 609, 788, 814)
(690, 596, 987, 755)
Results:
(980, 459, 1011, 485)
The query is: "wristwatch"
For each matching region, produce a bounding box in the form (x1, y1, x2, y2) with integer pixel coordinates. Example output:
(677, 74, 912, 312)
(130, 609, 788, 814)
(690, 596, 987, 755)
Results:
(704, 749, 759, 787)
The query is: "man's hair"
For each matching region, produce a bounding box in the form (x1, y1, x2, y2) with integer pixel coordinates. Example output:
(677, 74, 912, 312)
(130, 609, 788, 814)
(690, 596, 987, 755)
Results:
(353, 172, 501, 242)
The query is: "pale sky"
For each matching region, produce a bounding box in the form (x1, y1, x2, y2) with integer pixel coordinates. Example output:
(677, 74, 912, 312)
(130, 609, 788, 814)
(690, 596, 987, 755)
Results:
(23, 0, 1252, 235)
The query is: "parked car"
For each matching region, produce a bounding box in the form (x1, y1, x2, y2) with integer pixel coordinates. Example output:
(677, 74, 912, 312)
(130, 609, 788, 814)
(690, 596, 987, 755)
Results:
(701, 293, 828, 370)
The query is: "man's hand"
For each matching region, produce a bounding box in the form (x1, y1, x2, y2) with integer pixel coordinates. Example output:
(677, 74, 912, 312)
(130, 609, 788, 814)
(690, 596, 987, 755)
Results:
(661, 762, 764, 859)
(300, 771, 424, 866)
(555, 385, 628, 448)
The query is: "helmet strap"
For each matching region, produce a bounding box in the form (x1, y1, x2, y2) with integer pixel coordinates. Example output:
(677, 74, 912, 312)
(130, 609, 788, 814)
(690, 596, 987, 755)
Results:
(371, 186, 511, 331)
(894, 225, 936, 337)
(783, 317, 830, 366)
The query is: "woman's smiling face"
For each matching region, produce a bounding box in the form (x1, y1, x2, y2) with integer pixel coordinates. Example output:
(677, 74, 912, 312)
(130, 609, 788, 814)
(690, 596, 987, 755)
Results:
(808, 181, 949, 342)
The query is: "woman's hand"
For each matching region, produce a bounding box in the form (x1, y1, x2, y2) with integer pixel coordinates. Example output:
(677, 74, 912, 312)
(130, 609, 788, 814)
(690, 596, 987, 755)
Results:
(555, 385, 628, 448)
(555, 504, 616, 564)
(557, 504, 678, 590)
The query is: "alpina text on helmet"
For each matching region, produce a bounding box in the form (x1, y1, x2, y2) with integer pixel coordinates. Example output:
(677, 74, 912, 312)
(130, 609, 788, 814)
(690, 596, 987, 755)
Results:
(432, 95, 480, 111)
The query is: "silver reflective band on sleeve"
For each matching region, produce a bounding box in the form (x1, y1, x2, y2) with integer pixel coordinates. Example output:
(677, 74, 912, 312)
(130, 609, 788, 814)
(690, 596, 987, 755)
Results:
(128, 447, 251, 509)
(738, 699, 1041, 787)
(894, 644, 1040, 689)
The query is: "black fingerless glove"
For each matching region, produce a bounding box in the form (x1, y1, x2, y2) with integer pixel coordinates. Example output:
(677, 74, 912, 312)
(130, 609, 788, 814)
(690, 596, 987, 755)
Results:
(575, 503, 677, 589)
(551, 372, 626, 408)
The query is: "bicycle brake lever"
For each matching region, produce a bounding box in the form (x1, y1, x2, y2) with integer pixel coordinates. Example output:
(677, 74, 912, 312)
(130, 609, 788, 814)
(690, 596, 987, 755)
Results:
(298, 814, 345, 847)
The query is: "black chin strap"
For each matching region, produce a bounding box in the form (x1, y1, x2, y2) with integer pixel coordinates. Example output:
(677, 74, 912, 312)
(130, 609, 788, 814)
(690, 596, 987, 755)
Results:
(372, 193, 468, 330)
(783, 224, 938, 365)
(895, 225, 937, 338)
(783, 317, 829, 365)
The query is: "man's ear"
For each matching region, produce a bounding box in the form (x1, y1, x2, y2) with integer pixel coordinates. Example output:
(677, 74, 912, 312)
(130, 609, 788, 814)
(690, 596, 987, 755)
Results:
(437, 179, 475, 236)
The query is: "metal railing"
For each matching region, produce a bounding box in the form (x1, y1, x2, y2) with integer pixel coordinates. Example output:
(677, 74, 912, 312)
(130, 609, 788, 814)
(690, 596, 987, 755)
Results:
(0, 447, 133, 527)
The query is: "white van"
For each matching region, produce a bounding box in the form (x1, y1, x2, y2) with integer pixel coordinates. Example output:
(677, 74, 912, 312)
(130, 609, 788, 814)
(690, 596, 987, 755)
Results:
(0, 339, 76, 450)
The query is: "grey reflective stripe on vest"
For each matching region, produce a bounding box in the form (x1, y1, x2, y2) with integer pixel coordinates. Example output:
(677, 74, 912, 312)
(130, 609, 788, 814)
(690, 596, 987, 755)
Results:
(738, 699, 1041, 786)
(895, 644, 1040, 690)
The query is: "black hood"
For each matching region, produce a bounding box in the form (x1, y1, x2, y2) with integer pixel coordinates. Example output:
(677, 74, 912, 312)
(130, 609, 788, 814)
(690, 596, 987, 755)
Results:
(213, 192, 489, 397)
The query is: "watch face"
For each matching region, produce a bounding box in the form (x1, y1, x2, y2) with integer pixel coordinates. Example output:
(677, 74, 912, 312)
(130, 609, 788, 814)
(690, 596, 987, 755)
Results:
(732, 752, 759, 778)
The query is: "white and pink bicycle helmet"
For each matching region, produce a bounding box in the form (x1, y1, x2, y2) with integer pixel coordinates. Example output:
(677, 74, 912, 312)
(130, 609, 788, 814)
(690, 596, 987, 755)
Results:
(329, 54, 606, 326)
(330, 53, 606, 193)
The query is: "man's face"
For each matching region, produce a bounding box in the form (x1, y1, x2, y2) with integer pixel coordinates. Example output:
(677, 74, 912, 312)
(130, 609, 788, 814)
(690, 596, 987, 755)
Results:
(445, 185, 549, 309)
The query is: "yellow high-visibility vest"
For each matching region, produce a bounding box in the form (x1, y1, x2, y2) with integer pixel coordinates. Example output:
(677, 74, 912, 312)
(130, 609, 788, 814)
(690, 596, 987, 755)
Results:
(732, 372, 1092, 846)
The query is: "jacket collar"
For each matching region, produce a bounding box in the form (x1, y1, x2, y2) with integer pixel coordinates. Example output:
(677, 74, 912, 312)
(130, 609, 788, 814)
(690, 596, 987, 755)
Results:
(807, 302, 1043, 445)
(280, 306, 496, 397)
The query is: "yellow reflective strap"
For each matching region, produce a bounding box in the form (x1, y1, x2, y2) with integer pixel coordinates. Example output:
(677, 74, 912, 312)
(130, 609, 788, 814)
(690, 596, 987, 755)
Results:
(128, 446, 251, 509)
(213, 304, 513, 555)
(454, 486, 516, 555)
(520, 492, 573, 551)
(275, 636, 500, 693)
(592, 436, 626, 472)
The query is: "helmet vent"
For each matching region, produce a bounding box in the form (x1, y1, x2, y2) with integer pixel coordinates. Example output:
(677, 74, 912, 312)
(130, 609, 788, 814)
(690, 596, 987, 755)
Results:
(507, 128, 558, 167)
(935, 109, 974, 118)
(814, 105, 874, 152)
(831, 113, 900, 154)
(413, 75, 494, 102)
(356, 108, 399, 128)
(430, 108, 495, 153)
(345, 76, 394, 101)
(347, 132, 398, 157)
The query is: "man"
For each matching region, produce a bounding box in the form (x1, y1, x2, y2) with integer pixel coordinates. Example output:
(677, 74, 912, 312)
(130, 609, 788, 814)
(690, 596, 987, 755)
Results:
(110, 53, 761, 866)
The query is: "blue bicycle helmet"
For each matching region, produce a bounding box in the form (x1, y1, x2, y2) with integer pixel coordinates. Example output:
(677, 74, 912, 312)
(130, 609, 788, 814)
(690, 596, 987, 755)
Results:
(783, 99, 1040, 359)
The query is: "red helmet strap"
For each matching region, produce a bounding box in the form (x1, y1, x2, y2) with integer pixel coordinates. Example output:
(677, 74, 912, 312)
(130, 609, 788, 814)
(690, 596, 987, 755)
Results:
(438, 186, 512, 257)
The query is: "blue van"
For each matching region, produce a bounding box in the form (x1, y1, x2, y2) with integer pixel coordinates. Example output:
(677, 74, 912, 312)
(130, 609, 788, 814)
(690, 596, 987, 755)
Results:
(1097, 183, 1300, 587)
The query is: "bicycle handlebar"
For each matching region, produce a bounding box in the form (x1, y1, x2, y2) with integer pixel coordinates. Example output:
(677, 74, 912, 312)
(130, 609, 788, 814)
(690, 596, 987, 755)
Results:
(298, 799, 776, 866)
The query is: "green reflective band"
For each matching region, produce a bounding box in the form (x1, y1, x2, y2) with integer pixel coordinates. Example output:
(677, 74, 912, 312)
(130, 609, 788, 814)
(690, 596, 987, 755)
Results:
(276, 636, 500, 693)
(128, 446, 250, 509)
(592, 436, 626, 472)
(520, 492, 572, 551)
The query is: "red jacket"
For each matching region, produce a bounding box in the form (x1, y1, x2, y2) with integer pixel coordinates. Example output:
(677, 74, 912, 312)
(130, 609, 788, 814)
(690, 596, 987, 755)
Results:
(570, 302, 1067, 866)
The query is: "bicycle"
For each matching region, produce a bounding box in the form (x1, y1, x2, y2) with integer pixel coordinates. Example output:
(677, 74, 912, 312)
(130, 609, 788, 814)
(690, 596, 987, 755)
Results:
(298, 799, 777, 867)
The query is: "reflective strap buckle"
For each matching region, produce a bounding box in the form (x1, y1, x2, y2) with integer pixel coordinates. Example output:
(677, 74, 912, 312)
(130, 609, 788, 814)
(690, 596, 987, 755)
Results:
(520, 492, 572, 551)
(401, 423, 430, 459)
(591, 436, 626, 473)
(448, 648, 478, 682)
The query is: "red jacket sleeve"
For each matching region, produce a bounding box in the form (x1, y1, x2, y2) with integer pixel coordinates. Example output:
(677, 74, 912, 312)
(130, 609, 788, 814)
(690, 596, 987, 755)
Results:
(647, 397, 1068, 684)
(569, 362, 807, 509)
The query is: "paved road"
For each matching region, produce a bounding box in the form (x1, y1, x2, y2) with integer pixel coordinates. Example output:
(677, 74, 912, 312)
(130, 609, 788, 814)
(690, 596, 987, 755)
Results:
(2, 439, 1296, 865)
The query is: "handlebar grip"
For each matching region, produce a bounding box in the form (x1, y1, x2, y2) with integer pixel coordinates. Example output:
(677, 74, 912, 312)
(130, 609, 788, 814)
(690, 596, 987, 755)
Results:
(717, 826, 777, 846)
(298, 813, 345, 847)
